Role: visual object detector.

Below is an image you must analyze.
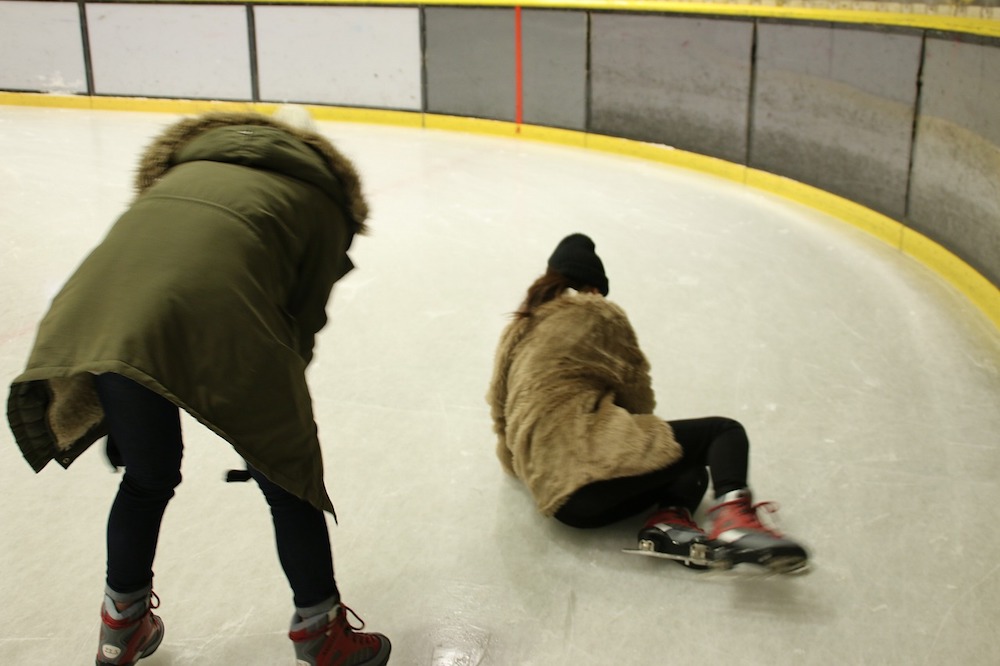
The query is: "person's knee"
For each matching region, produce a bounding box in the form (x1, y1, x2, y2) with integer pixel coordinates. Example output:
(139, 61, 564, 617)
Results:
(122, 469, 182, 497)
(713, 416, 746, 434)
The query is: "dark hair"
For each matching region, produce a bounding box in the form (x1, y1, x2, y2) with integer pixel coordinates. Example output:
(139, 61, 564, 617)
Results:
(514, 268, 591, 319)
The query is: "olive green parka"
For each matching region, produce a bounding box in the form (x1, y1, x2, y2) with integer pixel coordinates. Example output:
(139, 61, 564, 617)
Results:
(6, 111, 368, 514)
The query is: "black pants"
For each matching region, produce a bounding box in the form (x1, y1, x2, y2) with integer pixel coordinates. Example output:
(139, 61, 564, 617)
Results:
(94, 373, 338, 608)
(554, 416, 750, 528)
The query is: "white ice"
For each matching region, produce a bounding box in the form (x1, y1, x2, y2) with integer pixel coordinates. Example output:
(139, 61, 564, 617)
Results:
(1, 106, 999, 665)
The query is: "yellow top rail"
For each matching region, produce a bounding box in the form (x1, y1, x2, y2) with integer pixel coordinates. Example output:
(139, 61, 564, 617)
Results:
(90, 0, 1000, 39)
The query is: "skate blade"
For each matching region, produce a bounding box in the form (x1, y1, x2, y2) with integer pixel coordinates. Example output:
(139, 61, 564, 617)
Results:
(763, 555, 810, 575)
(723, 550, 811, 575)
(622, 541, 730, 570)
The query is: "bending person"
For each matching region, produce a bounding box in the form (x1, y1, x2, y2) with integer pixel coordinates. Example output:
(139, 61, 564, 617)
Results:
(7, 108, 390, 666)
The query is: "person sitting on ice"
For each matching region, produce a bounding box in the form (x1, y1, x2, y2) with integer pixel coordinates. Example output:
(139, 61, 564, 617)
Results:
(486, 232, 809, 572)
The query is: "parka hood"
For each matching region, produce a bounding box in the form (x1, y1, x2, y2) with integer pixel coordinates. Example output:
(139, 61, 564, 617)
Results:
(134, 111, 369, 234)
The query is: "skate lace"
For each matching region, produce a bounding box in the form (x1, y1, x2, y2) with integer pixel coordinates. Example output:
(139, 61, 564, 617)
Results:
(752, 501, 784, 536)
(651, 506, 700, 530)
(341, 605, 366, 632)
(149, 591, 160, 611)
(339, 605, 379, 649)
(714, 497, 784, 537)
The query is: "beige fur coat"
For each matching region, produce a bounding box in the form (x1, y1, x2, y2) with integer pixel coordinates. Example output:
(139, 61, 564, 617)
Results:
(487, 292, 682, 516)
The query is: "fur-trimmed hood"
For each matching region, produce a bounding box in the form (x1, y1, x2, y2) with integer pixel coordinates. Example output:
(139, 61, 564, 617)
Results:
(134, 111, 369, 234)
(8, 112, 364, 514)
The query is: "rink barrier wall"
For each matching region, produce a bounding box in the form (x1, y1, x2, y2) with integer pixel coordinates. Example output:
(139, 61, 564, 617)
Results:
(0, 0, 998, 332)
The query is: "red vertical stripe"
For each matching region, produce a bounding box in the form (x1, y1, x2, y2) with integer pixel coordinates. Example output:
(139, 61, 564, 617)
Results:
(514, 6, 523, 130)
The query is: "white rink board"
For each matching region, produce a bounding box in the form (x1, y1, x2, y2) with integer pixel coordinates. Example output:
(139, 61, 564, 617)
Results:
(0, 0, 86, 93)
(85, 3, 252, 100)
(255, 6, 422, 110)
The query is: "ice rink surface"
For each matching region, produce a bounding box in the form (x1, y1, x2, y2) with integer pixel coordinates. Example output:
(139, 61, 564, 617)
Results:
(1, 106, 999, 665)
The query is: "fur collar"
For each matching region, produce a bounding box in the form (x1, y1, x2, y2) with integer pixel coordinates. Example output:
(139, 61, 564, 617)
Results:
(134, 112, 368, 234)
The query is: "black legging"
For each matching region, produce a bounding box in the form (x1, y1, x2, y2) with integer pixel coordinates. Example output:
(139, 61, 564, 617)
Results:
(554, 416, 750, 528)
(94, 372, 338, 608)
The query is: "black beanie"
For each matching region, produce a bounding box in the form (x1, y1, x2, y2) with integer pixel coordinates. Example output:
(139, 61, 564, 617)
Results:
(547, 233, 609, 296)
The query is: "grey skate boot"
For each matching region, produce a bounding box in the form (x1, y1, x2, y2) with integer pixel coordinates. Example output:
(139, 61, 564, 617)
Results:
(708, 488, 809, 573)
(95, 585, 163, 665)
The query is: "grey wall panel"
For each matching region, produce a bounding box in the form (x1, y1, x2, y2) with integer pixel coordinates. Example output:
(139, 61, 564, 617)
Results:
(751, 24, 922, 219)
(908, 37, 1000, 284)
(255, 6, 421, 110)
(0, 0, 86, 93)
(85, 3, 251, 100)
(521, 10, 587, 130)
(425, 8, 515, 121)
(590, 14, 753, 164)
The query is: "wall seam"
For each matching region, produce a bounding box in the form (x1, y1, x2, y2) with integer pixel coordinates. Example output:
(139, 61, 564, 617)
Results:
(246, 3, 260, 102)
(744, 18, 759, 173)
(584, 10, 592, 133)
(78, 1, 95, 95)
(903, 29, 927, 230)
(420, 5, 428, 123)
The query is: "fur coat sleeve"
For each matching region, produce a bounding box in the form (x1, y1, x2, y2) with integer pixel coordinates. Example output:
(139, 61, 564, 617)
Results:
(486, 292, 682, 516)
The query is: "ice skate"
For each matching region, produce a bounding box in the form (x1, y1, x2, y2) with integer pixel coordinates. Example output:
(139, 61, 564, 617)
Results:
(95, 589, 163, 666)
(624, 506, 725, 569)
(290, 603, 391, 666)
(707, 488, 809, 573)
